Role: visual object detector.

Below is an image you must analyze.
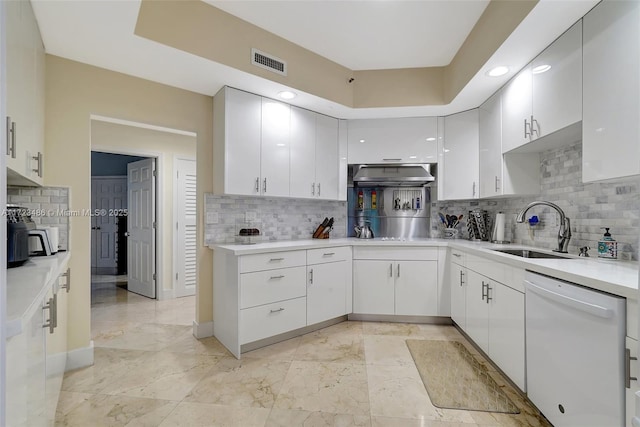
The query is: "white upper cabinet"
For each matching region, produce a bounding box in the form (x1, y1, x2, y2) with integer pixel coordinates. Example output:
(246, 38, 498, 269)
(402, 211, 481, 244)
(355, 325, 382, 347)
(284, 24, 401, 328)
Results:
(441, 109, 479, 200)
(290, 106, 317, 199)
(5, 0, 45, 186)
(315, 114, 339, 200)
(215, 87, 263, 196)
(583, 0, 640, 182)
(214, 87, 345, 200)
(347, 117, 438, 164)
(290, 107, 340, 200)
(260, 98, 290, 197)
(502, 22, 582, 153)
(479, 92, 540, 199)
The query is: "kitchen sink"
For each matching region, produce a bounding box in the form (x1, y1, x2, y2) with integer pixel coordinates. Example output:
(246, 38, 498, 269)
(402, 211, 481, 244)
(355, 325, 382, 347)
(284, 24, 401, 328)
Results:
(491, 248, 574, 259)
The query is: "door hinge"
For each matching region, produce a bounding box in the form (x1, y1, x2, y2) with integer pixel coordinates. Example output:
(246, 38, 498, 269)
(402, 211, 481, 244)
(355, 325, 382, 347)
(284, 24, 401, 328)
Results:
(153, 169, 157, 177)
(176, 222, 179, 230)
(153, 222, 157, 229)
(153, 273, 157, 281)
(176, 273, 178, 281)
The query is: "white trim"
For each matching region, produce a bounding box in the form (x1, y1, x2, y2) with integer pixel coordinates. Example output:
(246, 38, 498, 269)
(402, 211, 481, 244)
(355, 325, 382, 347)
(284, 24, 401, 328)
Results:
(90, 114, 197, 137)
(65, 341, 95, 371)
(193, 320, 214, 339)
(90, 143, 164, 301)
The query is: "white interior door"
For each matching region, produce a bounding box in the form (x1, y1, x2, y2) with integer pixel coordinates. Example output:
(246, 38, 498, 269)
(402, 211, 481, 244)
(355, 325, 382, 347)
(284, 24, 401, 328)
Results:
(91, 177, 127, 275)
(175, 158, 196, 297)
(127, 158, 156, 298)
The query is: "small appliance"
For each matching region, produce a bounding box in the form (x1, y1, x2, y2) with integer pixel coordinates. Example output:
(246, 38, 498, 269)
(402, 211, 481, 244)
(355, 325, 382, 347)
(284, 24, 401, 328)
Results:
(6, 205, 31, 267)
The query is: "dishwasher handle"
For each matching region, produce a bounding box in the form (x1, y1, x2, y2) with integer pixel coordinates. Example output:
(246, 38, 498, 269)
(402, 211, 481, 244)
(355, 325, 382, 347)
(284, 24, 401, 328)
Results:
(525, 280, 614, 319)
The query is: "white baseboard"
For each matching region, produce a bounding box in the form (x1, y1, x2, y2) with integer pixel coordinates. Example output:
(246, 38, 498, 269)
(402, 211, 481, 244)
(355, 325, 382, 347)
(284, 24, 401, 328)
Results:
(65, 341, 94, 371)
(193, 320, 214, 339)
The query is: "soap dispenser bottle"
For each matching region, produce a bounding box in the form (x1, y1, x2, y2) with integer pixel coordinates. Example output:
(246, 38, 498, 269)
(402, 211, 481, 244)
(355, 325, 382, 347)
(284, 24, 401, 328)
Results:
(597, 227, 618, 259)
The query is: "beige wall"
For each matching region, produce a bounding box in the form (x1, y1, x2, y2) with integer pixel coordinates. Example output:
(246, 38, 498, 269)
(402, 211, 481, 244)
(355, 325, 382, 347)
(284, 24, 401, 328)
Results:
(45, 55, 213, 352)
(90, 120, 196, 295)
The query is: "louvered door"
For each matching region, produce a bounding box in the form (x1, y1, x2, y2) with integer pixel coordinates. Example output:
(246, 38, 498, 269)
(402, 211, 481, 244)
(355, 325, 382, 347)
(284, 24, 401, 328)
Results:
(175, 158, 197, 297)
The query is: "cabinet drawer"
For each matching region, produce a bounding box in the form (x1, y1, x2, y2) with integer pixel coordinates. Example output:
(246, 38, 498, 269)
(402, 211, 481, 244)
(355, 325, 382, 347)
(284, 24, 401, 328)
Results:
(239, 250, 306, 273)
(450, 248, 466, 266)
(353, 247, 438, 261)
(307, 246, 352, 265)
(240, 267, 307, 309)
(240, 297, 307, 344)
(466, 254, 525, 292)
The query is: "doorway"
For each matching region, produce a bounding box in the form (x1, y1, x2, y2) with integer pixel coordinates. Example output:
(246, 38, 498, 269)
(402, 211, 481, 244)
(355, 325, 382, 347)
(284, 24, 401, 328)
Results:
(91, 151, 156, 300)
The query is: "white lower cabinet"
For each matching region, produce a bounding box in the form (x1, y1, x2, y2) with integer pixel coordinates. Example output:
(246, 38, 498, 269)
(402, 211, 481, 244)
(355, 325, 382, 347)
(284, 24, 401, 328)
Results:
(307, 247, 352, 325)
(240, 298, 307, 344)
(626, 336, 638, 427)
(451, 252, 526, 392)
(352, 247, 439, 317)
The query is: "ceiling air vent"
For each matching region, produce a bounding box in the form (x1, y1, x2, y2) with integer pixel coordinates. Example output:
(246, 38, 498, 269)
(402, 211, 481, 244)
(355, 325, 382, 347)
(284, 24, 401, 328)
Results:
(251, 48, 287, 76)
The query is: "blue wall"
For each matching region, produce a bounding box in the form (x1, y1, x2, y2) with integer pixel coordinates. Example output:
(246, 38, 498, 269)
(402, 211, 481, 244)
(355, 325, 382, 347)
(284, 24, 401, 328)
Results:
(91, 152, 147, 176)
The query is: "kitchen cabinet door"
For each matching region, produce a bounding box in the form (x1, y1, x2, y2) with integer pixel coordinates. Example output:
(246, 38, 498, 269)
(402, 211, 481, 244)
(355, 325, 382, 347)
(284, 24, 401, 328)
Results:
(531, 21, 582, 140)
(290, 106, 316, 199)
(307, 260, 349, 325)
(464, 269, 489, 354)
(315, 114, 339, 200)
(442, 109, 479, 200)
(46, 280, 68, 424)
(261, 98, 290, 197)
(394, 261, 438, 316)
(221, 87, 262, 196)
(5, 0, 45, 185)
(347, 117, 438, 164)
(353, 260, 394, 315)
(450, 262, 466, 330)
(479, 92, 503, 198)
(488, 281, 525, 391)
(583, 0, 640, 182)
(501, 68, 532, 153)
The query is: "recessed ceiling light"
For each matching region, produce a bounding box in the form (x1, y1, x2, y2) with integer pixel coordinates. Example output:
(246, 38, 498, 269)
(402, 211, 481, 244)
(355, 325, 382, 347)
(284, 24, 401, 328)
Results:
(276, 143, 286, 147)
(532, 64, 551, 74)
(426, 137, 436, 142)
(486, 66, 509, 77)
(359, 139, 365, 143)
(409, 156, 417, 159)
(278, 91, 296, 100)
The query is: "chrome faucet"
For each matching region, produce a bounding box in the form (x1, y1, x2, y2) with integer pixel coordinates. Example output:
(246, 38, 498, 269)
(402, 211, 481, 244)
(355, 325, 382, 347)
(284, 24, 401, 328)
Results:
(515, 201, 572, 253)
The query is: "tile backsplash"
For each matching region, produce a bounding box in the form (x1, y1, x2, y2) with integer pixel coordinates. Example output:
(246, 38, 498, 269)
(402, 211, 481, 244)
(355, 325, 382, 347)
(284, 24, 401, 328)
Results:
(7, 186, 70, 251)
(433, 141, 640, 260)
(204, 194, 347, 244)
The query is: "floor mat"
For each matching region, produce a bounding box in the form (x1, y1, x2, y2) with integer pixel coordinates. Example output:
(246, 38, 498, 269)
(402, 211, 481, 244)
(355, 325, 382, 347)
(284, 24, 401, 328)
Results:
(406, 339, 519, 414)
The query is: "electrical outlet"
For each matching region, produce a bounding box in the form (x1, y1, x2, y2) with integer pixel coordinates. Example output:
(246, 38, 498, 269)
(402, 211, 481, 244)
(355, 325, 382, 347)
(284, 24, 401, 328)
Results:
(621, 252, 631, 261)
(245, 211, 257, 222)
(206, 211, 218, 224)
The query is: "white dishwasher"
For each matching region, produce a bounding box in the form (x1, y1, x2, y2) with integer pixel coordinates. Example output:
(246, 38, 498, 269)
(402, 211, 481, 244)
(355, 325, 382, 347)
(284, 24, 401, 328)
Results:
(525, 271, 626, 427)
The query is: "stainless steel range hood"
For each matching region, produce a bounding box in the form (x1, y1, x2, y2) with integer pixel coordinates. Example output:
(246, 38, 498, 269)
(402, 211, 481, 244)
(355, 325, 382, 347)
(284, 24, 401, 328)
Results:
(352, 164, 435, 187)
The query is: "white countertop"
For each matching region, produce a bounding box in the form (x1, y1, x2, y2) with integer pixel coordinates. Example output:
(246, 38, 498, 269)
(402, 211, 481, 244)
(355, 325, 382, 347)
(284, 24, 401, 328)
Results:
(210, 238, 639, 300)
(7, 252, 71, 338)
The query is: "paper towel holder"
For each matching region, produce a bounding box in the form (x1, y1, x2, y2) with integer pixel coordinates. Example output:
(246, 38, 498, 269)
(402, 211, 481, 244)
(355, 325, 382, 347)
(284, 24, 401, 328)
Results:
(491, 211, 510, 244)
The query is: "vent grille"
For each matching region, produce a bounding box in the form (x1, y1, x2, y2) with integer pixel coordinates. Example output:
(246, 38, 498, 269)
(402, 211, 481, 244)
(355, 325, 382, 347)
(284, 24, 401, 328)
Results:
(251, 48, 287, 76)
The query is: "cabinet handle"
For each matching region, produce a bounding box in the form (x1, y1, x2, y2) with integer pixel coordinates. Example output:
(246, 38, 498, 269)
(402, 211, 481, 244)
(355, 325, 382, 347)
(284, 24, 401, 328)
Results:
(524, 118, 531, 139)
(269, 257, 285, 262)
(42, 296, 55, 334)
(255, 177, 260, 193)
(323, 252, 335, 257)
(531, 115, 540, 137)
(309, 268, 313, 284)
(626, 348, 638, 388)
(397, 263, 400, 278)
(389, 263, 393, 277)
(459, 270, 464, 286)
(61, 267, 71, 293)
(32, 151, 43, 178)
(486, 284, 492, 304)
(495, 176, 500, 192)
(6, 117, 16, 159)
(9, 119, 16, 159)
(481, 281, 486, 301)
(452, 253, 461, 258)
(382, 158, 402, 162)
(472, 182, 476, 197)
(312, 183, 315, 196)
(270, 307, 285, 313)
(263, 178, 267, 193)
(318, 183, 321, 196)
(269, 275, 285, 280)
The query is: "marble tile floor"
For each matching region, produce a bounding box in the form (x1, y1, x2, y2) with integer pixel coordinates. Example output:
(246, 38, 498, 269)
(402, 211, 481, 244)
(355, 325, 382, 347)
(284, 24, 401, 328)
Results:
(56, 281, 549, 426)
